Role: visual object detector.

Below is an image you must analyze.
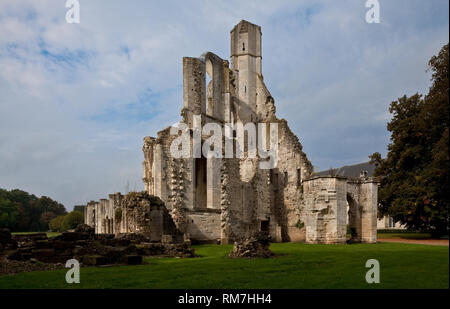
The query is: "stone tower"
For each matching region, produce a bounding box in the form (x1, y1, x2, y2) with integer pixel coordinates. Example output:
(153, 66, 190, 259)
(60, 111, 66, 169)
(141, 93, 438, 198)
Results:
(230, 20, 262, 123)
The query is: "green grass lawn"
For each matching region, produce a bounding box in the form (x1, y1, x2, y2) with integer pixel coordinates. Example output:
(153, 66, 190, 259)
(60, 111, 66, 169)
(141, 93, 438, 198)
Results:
(11, 232, 61, 238)
(0, 242, 448, 289)
(376, 232, 432, 239)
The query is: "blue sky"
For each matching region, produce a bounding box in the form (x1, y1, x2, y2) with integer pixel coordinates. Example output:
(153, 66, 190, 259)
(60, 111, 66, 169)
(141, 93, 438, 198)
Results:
(0, 0, 448, 209)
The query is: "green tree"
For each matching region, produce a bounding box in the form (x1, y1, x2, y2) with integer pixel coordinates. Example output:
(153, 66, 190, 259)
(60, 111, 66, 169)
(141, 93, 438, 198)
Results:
(370, 43, 449, 237)
(0, 188, 67, 232)
(40, 211, 56, 230)
(62, 211, 84, 231)
(49, 215, 65, 232)
(0, 197, 18, 229)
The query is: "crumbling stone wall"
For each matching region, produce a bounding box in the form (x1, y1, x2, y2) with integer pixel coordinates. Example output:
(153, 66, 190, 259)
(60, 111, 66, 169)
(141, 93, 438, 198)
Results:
(85, 192, 183, 243)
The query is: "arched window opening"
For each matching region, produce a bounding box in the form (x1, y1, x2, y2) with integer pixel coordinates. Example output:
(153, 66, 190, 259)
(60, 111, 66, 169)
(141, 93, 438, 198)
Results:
(205, 59, 213, 117)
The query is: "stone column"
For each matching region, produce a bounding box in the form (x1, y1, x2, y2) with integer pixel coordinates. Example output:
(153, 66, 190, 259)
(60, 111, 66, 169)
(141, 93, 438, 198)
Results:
(207, 157, 221, 209)
(153, 143, 166, 200)
(360, 180, 378, 243)
(94, 202, 100, 234)
(183, 57, 206, 115)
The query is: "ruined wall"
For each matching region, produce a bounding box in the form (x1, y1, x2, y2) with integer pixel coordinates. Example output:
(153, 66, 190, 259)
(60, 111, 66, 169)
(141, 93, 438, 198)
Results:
(303, 176, 378, 244)
(303, 177, 348, 244)
(84, 192, 183, 242)
(186, 211, 221, 243)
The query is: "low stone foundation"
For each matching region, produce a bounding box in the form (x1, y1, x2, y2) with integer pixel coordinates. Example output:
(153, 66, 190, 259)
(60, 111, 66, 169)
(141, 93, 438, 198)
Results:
(0, 225, 195, 275)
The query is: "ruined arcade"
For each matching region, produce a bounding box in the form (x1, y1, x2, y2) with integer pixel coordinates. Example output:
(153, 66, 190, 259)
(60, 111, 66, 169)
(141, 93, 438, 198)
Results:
(85, 20, 379, 245)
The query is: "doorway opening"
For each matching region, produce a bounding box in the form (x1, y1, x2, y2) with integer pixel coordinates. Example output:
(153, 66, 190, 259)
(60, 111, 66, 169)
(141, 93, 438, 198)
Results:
(260, 220, 270, 233)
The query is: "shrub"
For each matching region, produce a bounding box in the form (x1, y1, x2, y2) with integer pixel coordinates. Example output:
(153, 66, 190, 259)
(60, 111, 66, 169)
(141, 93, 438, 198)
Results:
(61, 211, 84, 231)
(295, 220, 304, 229)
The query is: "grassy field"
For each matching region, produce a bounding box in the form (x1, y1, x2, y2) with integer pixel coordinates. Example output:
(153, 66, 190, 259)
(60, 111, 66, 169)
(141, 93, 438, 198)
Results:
(11, 232, 61, 238)
(0, 242, 448, 289)
(376, 231, 433, 239)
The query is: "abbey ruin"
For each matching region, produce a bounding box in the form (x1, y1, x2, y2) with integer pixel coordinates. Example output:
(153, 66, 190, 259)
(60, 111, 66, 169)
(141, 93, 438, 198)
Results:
(84, 20, 378, 245)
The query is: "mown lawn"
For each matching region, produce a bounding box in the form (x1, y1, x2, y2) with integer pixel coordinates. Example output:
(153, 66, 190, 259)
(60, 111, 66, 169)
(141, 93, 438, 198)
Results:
(11, 232, 61, 238)
(0, 242, 448, 289)
(376, 232, 432, 239)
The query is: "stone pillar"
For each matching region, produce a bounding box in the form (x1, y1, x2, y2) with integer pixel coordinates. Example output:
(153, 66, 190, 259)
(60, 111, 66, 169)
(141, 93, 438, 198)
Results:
(142, 136, 156, 195)
(183, 57, 206, 115)
(99, 199, 108, 234)
(185, 158, 195, 210)
(360, 181, 378, 243)
(153, 143, 166, 200)
(94, 202, 100, 234)
(207, 157, 221, 209)
(223, 66, 232, 123)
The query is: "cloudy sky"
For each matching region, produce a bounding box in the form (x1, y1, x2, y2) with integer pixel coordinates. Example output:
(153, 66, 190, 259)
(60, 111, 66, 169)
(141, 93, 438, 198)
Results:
(0, 0, 448, 210)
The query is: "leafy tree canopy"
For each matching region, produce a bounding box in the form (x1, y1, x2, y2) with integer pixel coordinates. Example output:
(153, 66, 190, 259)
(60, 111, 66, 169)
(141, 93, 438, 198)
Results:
(370, 43, 449, 237)
(0, 188, 67, 232)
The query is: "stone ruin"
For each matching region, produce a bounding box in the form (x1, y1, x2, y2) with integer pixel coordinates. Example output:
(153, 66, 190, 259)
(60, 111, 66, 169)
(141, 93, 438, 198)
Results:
(84, 192, 185, 242)
(84, 20, 379, 246)
(0, 225, 194, 275)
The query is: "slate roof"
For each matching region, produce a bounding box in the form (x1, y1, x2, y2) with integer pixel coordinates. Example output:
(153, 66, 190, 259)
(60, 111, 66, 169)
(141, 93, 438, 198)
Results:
(314, 161, 376, 178)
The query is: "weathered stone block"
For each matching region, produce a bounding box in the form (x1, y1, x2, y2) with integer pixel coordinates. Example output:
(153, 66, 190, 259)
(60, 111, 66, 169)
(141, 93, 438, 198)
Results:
(161, 235, 173, 244)
(31, 248, 55, 262)
(34, 240, 51, 249)
(52, 240, 76, 250)
(60, 232, 87, 241)
(123, 255, 142, 265)
(12, 233, 47, 241)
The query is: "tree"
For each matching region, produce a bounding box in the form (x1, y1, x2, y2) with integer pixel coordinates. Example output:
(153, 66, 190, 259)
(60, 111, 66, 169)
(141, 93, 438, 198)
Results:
(49, 215, 66, 232)
(370, 43, 449, 237)
(40, 211, 57, 230)
(62, 211, 84, 231)
(0, 188, 67, 232)
(0, 198, 18, 229)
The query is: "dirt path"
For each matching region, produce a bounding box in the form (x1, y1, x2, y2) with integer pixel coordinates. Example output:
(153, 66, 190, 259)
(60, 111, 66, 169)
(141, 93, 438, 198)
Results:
(378, 238, 449, 246)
